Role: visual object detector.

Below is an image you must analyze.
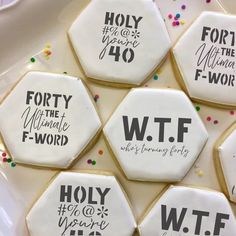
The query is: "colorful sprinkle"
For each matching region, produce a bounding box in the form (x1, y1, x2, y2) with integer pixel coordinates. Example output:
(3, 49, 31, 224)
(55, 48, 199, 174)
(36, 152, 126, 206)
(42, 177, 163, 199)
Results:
(180, 19, 185, 25)
(175, 21, 180, 26)
(196, 169, 204, 177)
(181, 5, 186, 10)
(206, 0, 211, 3)
(87, 159, 92, 164)
(94, 94, 100, 102)
(30, 57, 36, 63)
(98, 150, 104, 155)
(45, 43, 51, 48)
(176, 13, 181, 19)
(2, 152, 6, 157)
(230, 111, 235, 115)
(11, 162, 16, 168)
(195, 106, 201, 112)
(206, 116, 212, 122)
(92, 160, 96, 166)
(2, 157, 7, 162)
(214, 120, 219, 125)
(63, 72, 68, 74)
(7, 158, 12, 163)
(153, 74, 159, 80)
(168, 14, 173, 19)
(172, 21, 177, 27)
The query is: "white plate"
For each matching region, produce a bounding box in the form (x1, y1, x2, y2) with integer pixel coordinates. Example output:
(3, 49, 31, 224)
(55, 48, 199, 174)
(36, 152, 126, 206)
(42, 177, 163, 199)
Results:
(0, 0, 235, 235)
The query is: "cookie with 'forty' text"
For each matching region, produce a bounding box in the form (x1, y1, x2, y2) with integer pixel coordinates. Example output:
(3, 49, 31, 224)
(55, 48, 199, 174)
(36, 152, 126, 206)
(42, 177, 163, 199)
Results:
(26, 171, 137, 236)
(0, 71, 101, 169)
(138, 185, 236, 236)
(68, 0, 171, 87)
(103, 88, 208, 182)
(214, 122, 236, 203)
(172, 12, 236, 108)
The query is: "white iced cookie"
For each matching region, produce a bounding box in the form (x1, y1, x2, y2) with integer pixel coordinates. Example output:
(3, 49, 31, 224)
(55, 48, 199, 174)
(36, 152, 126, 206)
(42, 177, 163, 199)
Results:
(214, 122, 236, 203)
(138, 185, 236, 236)
(103, 88, 208, 182)
(68, 0, 171, 86)
(172, 12, 236, 108)
(26, 171, 136, 236)
(0, 71, 101, 168)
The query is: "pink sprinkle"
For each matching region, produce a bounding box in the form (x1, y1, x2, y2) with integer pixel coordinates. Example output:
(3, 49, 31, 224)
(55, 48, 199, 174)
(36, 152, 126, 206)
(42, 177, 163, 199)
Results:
(230, 111, 235, 115)
(168, 14, 173, 19)
(206, 0, 211, 3)
(2, 152, 6, 157)
(2, 157, 7, 162)
(172, 21, 177, 26)
(207, 116, 211, 122)
(174, 16, 178, 20)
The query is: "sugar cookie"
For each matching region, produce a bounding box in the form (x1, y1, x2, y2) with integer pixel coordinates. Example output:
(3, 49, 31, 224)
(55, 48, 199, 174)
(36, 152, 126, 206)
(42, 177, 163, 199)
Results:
(68, 0, 171, 87)
(0, 71, 101, 169)
(103, 88, 208, 182)
(26, 171, 136, 236)
(214, 122, 236, 203)
(172, 12, 236, 108)
(138, 185, 236, 235)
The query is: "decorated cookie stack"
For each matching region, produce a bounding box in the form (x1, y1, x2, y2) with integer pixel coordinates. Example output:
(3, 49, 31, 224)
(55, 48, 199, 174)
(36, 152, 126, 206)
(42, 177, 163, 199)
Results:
(0, 0, 236, 236)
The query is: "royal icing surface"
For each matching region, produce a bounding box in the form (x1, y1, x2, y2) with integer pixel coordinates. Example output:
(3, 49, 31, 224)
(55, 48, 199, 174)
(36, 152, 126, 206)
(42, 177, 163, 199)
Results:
(0, 71, 101, 168)
(26, 172, 136, 236)
(103, 88, 208, 182)
(173, 12, 236, 107)
(68, 0, 171, 86)
(138, 186, 236, 236)
(217, 124, 236, 203)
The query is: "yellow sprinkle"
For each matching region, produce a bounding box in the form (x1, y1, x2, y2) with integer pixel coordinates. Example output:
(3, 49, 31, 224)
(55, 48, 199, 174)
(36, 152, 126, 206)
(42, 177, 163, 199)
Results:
(196, 170, 204, 177)
(180, 19, 185, 25)
(45, 43, 51, 48)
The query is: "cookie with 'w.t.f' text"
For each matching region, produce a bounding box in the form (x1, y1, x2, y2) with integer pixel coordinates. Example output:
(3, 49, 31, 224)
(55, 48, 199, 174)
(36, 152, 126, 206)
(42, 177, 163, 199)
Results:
(138, 185, 236, 236)
(103, 88, 208, 182)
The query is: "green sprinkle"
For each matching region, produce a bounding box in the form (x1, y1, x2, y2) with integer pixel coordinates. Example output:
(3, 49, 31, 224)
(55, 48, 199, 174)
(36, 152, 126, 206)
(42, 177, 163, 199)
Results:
(30, 57, 36, 63)
(92, 160, 96, 165)
(7, 158, 12, 163)
(196, 106, 201, 112)
(11, 162, 16, 167)
(153, 74, 159, 80)
(63, 72, 68, 74)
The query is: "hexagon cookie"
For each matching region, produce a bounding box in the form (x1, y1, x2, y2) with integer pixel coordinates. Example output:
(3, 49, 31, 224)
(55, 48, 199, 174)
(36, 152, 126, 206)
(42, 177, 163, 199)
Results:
(26, 171, 136, 236)
(0, 71, 101, 168)
(68, 0, 171, 86)
(214, 122, 236, 203)
(103, 88, 208, 182)
(172, 12, 236, 108)
(138, 185, 236, 236)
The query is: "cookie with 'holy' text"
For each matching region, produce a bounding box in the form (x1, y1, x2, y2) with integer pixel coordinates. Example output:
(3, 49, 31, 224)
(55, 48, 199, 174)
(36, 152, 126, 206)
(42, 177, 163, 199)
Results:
(0, 71, 102, 169)
(26, 171, 137, 236)
(172, 11, 236, 108)
(68, 0, 171, 87)
(103, 88, 208, 182)
(138, 185, 236, 236)
(214, 122, 236, 204)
